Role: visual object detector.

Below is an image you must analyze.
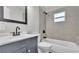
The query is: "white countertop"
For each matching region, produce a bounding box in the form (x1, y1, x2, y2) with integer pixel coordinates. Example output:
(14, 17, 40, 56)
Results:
(0, 34, 40, 46)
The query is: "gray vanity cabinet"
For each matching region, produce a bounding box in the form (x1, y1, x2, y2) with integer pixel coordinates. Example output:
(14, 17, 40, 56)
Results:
(0, 36, 38, 53)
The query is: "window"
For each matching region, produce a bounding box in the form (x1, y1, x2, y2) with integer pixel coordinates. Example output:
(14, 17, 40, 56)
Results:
(54, 11, 65, 22)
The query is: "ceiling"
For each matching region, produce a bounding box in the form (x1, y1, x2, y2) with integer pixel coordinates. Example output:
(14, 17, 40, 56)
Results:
(40, 6, 65, 12)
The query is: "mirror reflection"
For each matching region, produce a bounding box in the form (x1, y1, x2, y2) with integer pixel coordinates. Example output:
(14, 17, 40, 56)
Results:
(3, 6, 25, 22)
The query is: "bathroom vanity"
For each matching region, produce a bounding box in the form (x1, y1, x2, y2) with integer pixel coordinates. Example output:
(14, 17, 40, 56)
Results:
(0, 34, 39, 53)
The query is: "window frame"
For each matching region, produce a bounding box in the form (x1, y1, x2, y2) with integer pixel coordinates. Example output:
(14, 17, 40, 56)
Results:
(54, 11, 65, 22)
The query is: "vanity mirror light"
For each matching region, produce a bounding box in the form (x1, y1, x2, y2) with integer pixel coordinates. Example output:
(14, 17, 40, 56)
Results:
(0, 6, 27, 24)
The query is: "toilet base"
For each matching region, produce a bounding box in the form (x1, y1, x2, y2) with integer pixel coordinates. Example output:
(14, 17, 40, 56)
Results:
(38, 48, 53, 53)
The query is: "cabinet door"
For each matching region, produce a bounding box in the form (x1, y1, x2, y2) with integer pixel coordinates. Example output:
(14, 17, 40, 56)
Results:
(25, 37, 38, 53)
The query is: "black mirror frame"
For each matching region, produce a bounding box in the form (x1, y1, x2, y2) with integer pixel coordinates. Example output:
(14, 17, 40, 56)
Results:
(0, 6, 27, 24)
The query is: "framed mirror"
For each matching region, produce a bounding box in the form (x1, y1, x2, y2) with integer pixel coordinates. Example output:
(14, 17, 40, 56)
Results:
(0, 6, 27, 24)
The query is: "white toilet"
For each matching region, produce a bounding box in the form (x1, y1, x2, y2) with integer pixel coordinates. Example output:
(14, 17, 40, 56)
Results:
(38, 42, 52, 53)
(37, 35, 53, 53)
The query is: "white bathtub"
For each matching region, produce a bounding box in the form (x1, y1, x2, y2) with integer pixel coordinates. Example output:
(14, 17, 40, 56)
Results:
(42, 38, 79, 53)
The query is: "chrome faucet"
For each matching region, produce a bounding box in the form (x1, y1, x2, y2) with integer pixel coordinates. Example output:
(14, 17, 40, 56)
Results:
(11, 26, 20, 36)
(16, 26, 20, 36)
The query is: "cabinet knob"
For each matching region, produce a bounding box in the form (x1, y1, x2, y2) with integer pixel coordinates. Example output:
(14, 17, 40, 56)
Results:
(28, 50, 31, 52)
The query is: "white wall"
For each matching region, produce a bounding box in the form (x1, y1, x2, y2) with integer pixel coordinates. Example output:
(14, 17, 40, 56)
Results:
(0, 6, 40, 36)
(46, 7, 78, 42)
(26, 6, 40, 34)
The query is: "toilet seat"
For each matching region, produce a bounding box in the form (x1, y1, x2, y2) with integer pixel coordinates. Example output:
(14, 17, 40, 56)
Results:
(38, 42, 52, 53)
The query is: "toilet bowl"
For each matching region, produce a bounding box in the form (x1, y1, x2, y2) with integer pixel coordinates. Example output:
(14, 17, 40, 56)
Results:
(38, 42, 52, 53)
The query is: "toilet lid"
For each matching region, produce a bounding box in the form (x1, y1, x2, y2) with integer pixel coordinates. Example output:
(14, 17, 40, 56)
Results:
(38, 42, 52, 48)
